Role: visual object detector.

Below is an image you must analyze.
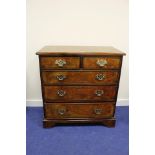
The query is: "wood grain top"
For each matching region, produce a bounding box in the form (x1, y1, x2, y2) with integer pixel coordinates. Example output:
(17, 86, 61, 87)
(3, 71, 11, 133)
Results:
(36, 46, 126, 56)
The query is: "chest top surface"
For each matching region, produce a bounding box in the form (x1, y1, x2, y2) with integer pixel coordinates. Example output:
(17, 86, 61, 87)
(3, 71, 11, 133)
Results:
(36, 46, 126, 56)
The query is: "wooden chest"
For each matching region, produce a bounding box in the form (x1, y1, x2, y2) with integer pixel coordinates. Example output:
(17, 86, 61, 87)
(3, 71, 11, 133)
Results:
(36, 46, 126, 128)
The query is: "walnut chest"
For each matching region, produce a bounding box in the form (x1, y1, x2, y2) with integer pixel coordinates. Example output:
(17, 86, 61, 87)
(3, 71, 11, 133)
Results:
(36, 46, 126, 128)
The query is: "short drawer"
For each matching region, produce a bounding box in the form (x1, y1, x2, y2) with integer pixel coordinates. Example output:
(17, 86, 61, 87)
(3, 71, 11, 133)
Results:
(42, 71, 119, 85)
(83, 57, 121, 69)
(45, 103, 115, 119)
(40, 57, 80, 69)
(44, 86, 117, 101)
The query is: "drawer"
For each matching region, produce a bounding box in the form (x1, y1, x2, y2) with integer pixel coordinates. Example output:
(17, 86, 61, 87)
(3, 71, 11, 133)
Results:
(40, 57, 80, 69)
(42, 71, 119, 85)
(83, 57, 121, 69)
(44, 86, 117, 101)
(45, 103, 115, 119)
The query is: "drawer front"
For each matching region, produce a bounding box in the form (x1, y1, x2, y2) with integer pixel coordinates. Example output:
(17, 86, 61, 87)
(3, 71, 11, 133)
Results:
(83, 57, 121, 69)
(44, 86, 117, 101)
(45, 103, 115, 119)
(42, 71, 119, 85)
(40, 57, 80, 69)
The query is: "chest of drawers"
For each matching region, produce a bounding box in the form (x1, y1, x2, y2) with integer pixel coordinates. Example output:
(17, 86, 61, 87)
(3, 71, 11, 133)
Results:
(36, 46, 125, 128)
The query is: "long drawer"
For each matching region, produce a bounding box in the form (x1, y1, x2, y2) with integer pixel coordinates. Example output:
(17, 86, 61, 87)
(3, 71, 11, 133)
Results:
(44, 86, 117, 102)
(45, 103, 115, 119)
(42, 71, 119, 85)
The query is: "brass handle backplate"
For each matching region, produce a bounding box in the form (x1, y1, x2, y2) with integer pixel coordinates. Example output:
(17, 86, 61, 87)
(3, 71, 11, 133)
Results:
(96, 59, 107, 67)
(56, 75, 66, 81)
(55, 59, 66, 67)
(95, 90, 104, 96)
(57, 90, 66, 96)
(58, 109, 66, 115)
(94, 108, 102, 115)
(96, 74, 105, 80)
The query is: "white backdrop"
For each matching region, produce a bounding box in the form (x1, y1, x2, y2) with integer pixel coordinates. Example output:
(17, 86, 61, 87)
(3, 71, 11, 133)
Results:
(26, 0, 129, 106)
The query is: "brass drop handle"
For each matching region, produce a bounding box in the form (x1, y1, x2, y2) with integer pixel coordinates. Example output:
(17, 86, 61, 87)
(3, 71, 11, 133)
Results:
(95, 90, 104, 96)
(57, 90, 66, 96)
(94, 108, 102, 115)
(58, 109, 66, 115)
(96, 74, 105, 81)
(55, 59, 66, 67)
(56, 75, 66, 81)
(96, 59, 107, 67)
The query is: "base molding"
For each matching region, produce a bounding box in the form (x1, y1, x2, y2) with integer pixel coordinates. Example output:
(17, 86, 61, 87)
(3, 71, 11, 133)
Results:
(43, 118, 116, 128)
